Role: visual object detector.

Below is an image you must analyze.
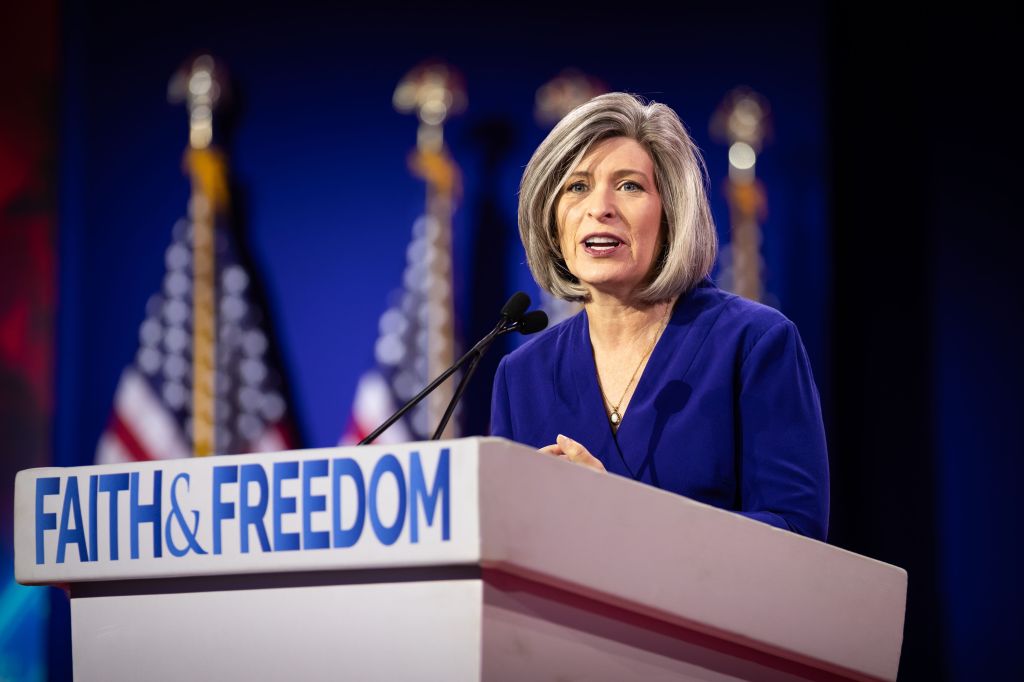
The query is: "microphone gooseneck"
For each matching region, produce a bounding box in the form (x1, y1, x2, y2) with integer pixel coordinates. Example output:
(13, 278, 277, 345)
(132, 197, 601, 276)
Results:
(429, 294, 547, 440)
(358, 292, 548, 445)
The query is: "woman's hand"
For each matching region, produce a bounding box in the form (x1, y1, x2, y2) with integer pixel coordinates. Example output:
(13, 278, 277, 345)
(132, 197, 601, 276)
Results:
(539, 434, 607, 473)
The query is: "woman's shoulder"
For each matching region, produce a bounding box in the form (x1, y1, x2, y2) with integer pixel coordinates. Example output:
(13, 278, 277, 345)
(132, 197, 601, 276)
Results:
(685, 280, 799, 349)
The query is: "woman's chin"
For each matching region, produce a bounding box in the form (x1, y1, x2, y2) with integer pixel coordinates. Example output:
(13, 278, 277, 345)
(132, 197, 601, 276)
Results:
(578, 278, 644, 302)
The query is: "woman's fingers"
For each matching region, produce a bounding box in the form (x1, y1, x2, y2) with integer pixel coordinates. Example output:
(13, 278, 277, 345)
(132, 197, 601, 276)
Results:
(555, 434, 606, 472)
(540, 436, 606, 472)
(556, 433, 581, 455)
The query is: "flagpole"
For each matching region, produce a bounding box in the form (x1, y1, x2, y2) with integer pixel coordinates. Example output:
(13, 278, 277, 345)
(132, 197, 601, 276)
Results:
(711, 88, 771, 303)
(393, 63, 466, 440)
(170, 55, 230, 457)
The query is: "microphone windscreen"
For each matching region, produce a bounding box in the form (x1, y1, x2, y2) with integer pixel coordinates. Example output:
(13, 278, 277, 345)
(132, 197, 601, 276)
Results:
(500, 291, 531, 322)
(518, 310, 548, 335)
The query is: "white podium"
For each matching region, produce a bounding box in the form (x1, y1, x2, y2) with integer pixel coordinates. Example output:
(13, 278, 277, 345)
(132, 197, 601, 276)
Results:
(15, 438, 905, 681)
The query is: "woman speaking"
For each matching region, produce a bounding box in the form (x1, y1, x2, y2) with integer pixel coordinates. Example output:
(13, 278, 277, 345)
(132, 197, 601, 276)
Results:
(490, 93, 829, 540)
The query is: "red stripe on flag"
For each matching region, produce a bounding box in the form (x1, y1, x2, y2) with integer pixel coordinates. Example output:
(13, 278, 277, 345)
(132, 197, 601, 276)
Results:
(109, 412, 157, 462)
(274, 420, 298, 450)
(343, 415, 369, 445)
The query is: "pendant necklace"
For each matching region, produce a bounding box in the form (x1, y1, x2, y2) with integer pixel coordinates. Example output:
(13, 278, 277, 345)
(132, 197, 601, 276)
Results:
(601, 306, 671, 432)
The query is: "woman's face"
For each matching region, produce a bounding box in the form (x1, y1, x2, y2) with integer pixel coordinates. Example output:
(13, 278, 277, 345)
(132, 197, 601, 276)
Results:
(555, 136, 663, 300)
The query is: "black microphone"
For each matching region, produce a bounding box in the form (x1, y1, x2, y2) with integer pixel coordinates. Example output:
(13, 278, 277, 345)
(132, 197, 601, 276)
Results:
(518, 310, 548, 335)
(359, 292, 538, 445)
(500, 291, 531, 323)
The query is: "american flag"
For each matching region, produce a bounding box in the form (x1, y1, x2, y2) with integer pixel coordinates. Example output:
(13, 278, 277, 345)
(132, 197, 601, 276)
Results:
(95, 215, 298, 463)
(342, 64, 465, 445)
(341, 214, 456, 445)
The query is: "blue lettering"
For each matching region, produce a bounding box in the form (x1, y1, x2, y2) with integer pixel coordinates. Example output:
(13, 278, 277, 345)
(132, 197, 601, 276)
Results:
(240, 464, 271, 553)
(87, 475, 98, 562)
(98, 473, 130, 560)
(273, 461, 300, 551)
(369, 455, 406, 546)
(57, 478, 88, 563)
(35, 477, 60, 565)
(212, 466, 238, 555)
(130, 471, 162, 559)
(332, 458, 365, 548)
(409, 449, 450, 543)
(302, 459, 330, 550)
(164, 473, 207, 557)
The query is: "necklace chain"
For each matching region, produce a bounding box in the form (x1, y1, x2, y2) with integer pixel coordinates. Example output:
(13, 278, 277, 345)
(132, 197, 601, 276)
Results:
(598, 306, 672, 432)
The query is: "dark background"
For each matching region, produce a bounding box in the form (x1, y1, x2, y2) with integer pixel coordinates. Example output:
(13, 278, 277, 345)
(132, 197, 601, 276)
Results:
(1, 2, 1019, 679)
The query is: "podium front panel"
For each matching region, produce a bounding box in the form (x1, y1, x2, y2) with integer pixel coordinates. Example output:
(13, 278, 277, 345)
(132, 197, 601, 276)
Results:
(16, 441, 478, 584)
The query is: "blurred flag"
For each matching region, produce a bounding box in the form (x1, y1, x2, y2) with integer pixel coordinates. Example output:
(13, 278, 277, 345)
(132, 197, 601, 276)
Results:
(342, 62, 465, 444)
(96, 55, 297, 463)
(341, 214, 442, 444)
(95, 209, 297, 462)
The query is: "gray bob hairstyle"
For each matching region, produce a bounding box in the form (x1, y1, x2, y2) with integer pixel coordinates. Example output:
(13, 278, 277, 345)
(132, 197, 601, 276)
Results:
(518, 92, 717, 303)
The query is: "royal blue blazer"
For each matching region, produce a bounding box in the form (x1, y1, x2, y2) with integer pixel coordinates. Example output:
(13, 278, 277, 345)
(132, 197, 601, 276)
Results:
(490, 279, 830, 540)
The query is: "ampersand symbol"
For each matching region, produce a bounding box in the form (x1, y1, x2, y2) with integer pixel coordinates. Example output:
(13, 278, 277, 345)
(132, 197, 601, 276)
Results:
(165, 473, 208, 557)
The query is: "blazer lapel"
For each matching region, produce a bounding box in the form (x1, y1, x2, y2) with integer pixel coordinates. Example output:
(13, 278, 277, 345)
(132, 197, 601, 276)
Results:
(615, 281, 728, 482)
(567, 309, 624, 474)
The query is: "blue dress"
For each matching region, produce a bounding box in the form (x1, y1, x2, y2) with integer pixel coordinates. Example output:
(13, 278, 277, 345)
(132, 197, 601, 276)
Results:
(490, 279, 830, 540)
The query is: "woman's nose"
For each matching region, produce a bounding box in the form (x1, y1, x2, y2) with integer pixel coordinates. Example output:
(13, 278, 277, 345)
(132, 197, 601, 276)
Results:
(585, 187, 617, 220)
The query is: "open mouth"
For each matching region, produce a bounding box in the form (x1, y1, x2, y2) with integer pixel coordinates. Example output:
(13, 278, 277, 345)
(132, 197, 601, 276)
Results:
(582, 236, 624, 255)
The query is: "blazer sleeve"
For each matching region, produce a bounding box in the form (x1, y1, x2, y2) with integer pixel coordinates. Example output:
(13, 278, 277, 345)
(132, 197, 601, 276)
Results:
(736, 320, 830, 540)
(490, 355, 513, 439)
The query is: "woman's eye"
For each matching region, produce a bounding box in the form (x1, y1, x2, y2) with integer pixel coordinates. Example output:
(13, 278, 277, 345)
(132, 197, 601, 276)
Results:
(620, 181, 642, 192)
(566, 181, 588, 193)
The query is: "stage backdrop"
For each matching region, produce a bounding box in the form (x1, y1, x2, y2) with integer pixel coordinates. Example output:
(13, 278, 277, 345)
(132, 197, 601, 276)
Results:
(38, 5, 1024, 680)
(52, 0, 843, 678)
(56, 2, 830, 460)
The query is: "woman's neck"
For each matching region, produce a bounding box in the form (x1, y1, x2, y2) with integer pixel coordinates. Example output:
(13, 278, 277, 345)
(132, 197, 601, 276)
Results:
(584, 291, 674, 349)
